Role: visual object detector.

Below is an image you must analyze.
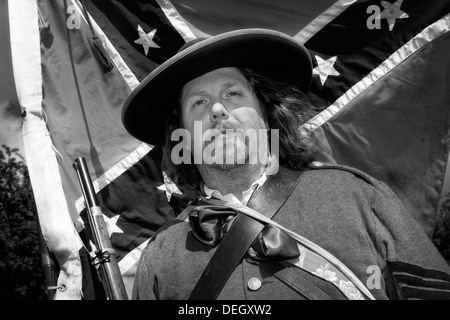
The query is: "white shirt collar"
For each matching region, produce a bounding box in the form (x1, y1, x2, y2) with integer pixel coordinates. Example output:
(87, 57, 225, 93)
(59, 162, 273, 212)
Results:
(203, 172, 268, 205)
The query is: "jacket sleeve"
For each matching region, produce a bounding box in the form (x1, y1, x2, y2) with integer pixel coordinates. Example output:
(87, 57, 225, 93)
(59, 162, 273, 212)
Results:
(371, 179, 450, 299)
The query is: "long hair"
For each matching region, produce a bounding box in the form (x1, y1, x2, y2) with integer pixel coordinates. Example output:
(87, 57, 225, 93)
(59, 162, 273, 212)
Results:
(161, 67, 319, 189)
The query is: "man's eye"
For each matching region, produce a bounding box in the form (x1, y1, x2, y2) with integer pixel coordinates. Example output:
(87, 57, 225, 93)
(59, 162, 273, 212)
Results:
(226, 91, 241, 97)
(192, 99, 207, 107)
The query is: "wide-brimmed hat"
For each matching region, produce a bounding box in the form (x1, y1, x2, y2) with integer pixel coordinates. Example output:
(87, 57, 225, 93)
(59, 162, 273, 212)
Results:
(122, 28, 313, 147)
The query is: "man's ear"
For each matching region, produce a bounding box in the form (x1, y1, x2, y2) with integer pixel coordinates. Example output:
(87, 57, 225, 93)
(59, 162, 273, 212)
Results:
(266, 131, 279, 176)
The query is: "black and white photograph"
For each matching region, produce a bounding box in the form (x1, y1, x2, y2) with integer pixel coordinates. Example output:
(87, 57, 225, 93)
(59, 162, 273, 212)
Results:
(0, 0, 449, 308)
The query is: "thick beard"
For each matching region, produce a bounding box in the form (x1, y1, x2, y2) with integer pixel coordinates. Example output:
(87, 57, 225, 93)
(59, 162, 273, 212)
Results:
(202, 134, 250, 171)
(208, 143, 250, 171)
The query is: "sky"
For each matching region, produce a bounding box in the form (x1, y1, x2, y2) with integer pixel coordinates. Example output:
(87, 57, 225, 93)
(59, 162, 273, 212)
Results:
(1, 0, 450, 195)
(0, 1, 23, 155)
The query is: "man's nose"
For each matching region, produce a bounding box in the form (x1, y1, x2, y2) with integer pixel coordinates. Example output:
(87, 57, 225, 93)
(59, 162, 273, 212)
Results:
(210, 102, 229, 123)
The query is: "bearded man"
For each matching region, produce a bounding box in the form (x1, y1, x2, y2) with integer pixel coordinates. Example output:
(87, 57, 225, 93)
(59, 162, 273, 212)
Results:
(122, 29, 450, 300)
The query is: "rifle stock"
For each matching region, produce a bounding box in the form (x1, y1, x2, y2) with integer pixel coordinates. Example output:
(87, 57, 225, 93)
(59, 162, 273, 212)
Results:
(73, 157, 128, 300)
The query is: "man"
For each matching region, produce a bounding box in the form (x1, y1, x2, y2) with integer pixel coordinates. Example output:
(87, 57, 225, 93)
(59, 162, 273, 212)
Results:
(122, 29, 450, 300)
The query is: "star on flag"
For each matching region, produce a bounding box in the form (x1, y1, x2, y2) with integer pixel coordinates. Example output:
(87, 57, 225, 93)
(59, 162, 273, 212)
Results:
(86, 214, 123, 261)
(379, 0, 409, 31)
(313, 55, 340, 86)
(158, 171, 182, 202)
(102, 214, 123, 238)
(134, 24, 160, 55)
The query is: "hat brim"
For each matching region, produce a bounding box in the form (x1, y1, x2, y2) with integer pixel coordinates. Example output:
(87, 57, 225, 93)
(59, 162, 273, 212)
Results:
(122, 28, 313, 147)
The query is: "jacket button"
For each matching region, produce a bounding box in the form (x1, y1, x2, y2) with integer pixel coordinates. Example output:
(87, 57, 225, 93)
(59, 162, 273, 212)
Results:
(247, 277, 262, 291)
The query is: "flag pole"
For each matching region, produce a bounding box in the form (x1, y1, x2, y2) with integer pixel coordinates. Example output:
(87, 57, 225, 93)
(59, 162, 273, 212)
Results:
(73, 157, 128, 300)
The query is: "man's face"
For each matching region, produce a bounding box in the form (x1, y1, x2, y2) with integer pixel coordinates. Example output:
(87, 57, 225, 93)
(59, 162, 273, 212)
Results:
(180, 67, 268, 169)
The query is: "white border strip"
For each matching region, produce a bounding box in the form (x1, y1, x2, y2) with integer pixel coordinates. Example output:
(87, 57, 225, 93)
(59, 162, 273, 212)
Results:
(295, 0, 357, 43)
(71, 0, 141, 90)
(75, 142, 153, 213)
(8, 0, 83, 299)
(156, 0, 197, 42)
(302, 12, 450, 132)
(119, 239, 150, 275)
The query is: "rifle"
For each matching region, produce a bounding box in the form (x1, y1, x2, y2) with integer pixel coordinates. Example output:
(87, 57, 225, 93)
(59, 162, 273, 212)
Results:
(73, 157, 128, 300)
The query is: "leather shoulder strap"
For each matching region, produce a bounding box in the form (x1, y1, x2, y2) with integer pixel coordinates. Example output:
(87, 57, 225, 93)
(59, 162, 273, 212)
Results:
(247, 166, 304, 218)
(188, 167, 304, 300)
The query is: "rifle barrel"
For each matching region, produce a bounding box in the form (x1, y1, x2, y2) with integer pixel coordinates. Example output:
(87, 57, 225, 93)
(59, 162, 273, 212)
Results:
(73, 157, 128, 300)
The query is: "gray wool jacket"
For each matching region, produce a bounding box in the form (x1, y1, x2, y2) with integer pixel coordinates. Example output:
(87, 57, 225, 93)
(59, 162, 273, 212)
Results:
(132, 164, 450, 300)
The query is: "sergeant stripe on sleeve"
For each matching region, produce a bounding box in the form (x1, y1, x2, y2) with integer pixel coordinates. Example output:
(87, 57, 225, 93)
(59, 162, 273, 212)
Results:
(387, 261, 450, 300)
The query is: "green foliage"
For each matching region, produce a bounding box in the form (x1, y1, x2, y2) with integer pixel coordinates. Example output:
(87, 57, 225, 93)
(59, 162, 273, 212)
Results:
(0, 144, 46, 300)
(433, 194, 450, 262)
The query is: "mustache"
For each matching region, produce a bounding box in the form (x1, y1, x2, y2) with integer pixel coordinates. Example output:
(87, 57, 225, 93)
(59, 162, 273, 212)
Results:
(210, 121, 241, 134)
(202, 121, 241, 146)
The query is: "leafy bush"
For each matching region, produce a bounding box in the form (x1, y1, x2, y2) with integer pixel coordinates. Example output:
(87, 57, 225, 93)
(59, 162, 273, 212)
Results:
(0, 144, 45, 300)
